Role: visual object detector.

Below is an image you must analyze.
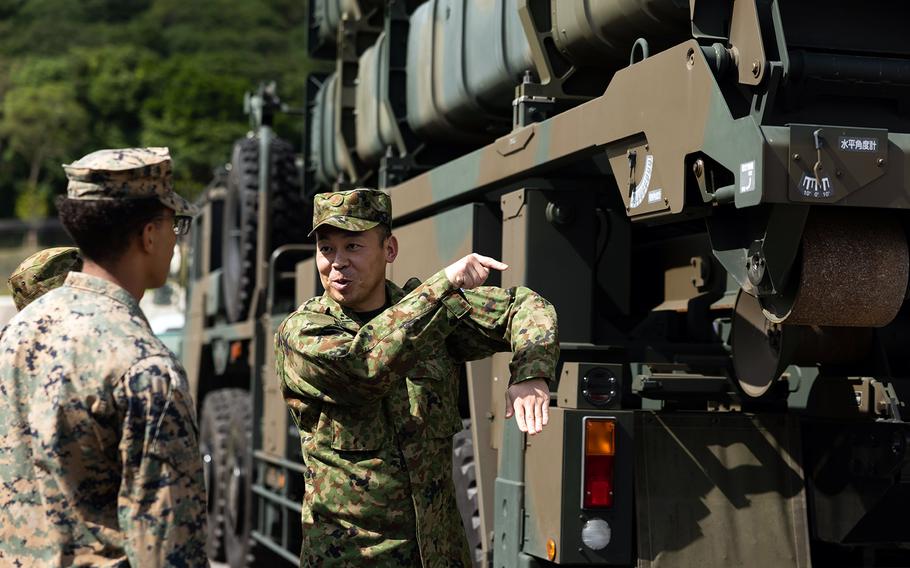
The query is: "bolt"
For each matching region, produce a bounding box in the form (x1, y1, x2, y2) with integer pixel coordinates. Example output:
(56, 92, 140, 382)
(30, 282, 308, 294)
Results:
(686, 48, 696, 68)
(751, 60, 761, 77)
(878, 158, 886, 167)
(693, 159, 705, 178)
(664, 198, 669, 205)
(793, 153, 801, 161)
(836, 170, 843, 177)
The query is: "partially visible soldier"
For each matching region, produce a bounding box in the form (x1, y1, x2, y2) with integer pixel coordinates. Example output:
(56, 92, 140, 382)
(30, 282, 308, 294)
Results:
(6, 246, 83, 311)
(276, 188, 559, 566)
(0, 148, 207, 567)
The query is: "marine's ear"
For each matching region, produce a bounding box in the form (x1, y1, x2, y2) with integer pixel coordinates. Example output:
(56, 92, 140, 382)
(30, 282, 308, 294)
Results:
(139, 218, 159, 254)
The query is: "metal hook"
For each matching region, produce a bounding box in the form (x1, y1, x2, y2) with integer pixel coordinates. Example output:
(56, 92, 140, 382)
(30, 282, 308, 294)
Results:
(629, 38, 650, 67)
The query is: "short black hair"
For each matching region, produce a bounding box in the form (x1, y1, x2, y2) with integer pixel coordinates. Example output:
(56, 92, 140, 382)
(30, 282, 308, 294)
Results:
(57, 196, 168, 264)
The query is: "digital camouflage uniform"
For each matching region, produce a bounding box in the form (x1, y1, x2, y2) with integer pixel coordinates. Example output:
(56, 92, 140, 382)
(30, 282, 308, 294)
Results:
(276, 189, 559, 567)
(7, 247, 83, 310)
(0, 148, 205, 567)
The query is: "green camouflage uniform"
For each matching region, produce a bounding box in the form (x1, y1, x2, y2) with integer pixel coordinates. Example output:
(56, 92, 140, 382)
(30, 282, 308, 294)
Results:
(7, 247, 83, 310)
(276, 189, 559, 567)
(0, 148, 205, 567)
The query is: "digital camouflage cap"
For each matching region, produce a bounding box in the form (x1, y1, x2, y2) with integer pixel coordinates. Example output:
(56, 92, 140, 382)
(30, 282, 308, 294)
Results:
(310, 188, 391, 237)
(63, 147, 199, 216)
(7, 247, 83, 310)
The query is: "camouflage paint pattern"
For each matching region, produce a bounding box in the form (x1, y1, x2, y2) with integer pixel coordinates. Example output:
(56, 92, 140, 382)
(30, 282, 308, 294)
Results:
(275, 269, 558, 566)
(7, 247, 83, 311)
(309, 188, 392, 236)
(63, 147, 199, 216)
(0, 272, 207, 567)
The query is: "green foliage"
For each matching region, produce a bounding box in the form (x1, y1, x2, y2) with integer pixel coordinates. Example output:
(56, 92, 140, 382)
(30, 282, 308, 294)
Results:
(0, 0, 316, 219)
(14, 183, 52, 221)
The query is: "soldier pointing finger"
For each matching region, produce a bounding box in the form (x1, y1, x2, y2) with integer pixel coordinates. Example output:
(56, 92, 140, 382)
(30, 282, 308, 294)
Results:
(275, 187, 559, 567)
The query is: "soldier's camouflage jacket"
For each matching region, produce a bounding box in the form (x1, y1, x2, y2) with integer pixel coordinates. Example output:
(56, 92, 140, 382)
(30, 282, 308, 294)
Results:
(276, 269, 559, 567)
(0, 272, 207, 567)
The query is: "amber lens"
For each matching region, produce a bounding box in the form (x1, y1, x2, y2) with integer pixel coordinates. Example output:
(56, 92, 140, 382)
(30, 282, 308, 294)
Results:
(585, 419, 615, 456)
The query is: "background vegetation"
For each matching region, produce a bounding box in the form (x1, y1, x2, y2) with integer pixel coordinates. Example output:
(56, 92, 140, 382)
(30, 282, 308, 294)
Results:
(0, 0, 320, 221)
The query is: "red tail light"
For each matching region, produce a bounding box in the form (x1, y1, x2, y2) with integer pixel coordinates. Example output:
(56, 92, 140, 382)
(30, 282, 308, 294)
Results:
(583, 418, 615, 508)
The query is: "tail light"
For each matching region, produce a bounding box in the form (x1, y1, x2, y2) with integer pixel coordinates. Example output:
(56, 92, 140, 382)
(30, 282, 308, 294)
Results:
(583, 418, 615, 508)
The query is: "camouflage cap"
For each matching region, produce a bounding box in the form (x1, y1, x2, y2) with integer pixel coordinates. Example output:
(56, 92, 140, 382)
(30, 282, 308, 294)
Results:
(7, 247, 83, 311)
(63, 147, 199, 216)
(310, 188, 392, 237)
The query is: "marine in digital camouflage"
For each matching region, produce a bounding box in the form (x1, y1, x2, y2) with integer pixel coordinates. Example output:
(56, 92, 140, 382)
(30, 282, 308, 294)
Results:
(309, 188, 392, 236)
(7, 247, 83, 310)
(0, 272, 207, 566)
(63, 147, 199, 216)
(276, 268, 559, 566)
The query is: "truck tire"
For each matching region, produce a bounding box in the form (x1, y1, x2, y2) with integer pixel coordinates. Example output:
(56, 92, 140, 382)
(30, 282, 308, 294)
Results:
(453, 420, 483, 567)
(221, 135, 307, 323)
(199, 389, 248, 561)
(222, 389, 254, 568)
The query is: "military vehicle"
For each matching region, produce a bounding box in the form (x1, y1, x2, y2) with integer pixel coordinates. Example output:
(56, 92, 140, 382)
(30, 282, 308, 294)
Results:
(183, 1, 910, 566)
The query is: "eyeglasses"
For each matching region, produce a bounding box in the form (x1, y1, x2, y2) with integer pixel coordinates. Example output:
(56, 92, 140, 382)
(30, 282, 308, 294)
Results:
(172, 215, 192, 236)
(149, 215, 193, 237)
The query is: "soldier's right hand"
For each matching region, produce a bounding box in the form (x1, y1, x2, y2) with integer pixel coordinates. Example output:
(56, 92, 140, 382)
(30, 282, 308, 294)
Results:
(444, 253, 508, 289)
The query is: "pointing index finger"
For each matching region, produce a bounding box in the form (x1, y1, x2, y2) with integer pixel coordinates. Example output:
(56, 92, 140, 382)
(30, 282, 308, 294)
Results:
(474, 255, 509, 271)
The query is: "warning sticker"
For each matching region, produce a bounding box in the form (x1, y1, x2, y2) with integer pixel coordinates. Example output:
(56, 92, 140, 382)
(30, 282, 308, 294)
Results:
(648, 188, 663, 204)
(740, 161, 755, 193)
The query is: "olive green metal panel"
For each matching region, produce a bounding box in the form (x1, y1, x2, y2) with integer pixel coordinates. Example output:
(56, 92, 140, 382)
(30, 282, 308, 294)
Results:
(406, 0, 532, 141)
(466, 357, 497, 567)
(184, 199, 219, 403)
(500, 188, 595, 342)
(636, 412, 810, 568)
(387, 202, 501, 285)
(391, 40, 723, 222)
(522, 408, 564, 561)
(261, 317, 288, 458)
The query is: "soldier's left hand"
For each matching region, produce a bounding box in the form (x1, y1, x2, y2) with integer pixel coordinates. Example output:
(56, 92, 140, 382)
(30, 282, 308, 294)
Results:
(505, 378, 550, 435)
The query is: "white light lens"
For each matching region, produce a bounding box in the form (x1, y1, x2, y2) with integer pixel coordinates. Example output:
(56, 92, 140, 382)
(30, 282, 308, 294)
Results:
(581, 518, 612, 550)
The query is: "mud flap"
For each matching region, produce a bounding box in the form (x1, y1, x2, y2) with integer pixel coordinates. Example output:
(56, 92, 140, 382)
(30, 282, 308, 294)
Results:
(636, 412, 810, 568)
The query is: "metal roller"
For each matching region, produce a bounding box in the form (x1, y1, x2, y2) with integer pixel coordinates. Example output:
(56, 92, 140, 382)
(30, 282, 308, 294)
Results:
(761, 209, 909, 328)
(733, 290, 874, 398)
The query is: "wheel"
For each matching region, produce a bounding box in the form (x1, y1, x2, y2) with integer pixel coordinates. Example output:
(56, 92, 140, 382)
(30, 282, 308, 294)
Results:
(199, 390, 236, 560)
(222, 390, 254, 568)
(452, 419, 483, 567)
(221, 135, 308, 323)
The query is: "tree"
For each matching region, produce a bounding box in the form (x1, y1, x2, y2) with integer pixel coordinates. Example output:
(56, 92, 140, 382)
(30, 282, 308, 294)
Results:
(0, 81, 89, 220)
(0, 0, 316, 218)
